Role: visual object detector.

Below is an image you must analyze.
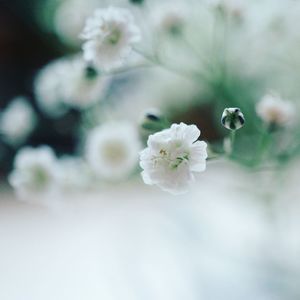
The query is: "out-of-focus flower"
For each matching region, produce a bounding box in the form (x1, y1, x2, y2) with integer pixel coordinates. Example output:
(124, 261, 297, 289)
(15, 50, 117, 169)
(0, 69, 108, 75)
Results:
(256, 93, 295, 127)
(221, 107, 245, 130)
(56, 156, 92, 191)
(151, 2, 188, 36)
(86, 121, 141, 180)
(81, 6, 141, 70)
(0, 97, 36, 146)
(34, 56, 108, 117)
(207, 0, 246, 17)
(54, 0, 100, 47)
(140, 122, 208, 195)
(9, 146, 58, 197)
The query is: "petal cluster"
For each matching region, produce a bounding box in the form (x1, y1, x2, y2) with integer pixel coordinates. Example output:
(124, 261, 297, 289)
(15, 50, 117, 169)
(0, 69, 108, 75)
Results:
(256, 93, 295, 126)
(34, 56, 108, 117)
(86, 121, 141, 180)
(81, 7, 141, 70)
(0, 97, 36, 146)
(9, 146, 58, 197)
(140, 123, 207, 195)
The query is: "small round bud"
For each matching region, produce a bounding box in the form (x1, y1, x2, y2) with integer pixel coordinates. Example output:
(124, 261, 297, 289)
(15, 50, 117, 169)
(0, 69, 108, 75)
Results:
(221, 107, 245, 130)
(129, 0, 144, 5)
(140, 108, 168, 132)
(84, 65, 98, 80)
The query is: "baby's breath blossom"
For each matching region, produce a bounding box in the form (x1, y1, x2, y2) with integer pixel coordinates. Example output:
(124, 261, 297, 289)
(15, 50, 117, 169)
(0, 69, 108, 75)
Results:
(140, 123, 208, 195)
(150, 2, 188, 36)
(56, 156, 92, 191)
(34, 56, 108, 116)
(86, 121, 141, 180)
(0, 97, 36, 146)
(256, 93, 295, 126)
(81, 7, 141, 70)
(9, 146, 58, 197)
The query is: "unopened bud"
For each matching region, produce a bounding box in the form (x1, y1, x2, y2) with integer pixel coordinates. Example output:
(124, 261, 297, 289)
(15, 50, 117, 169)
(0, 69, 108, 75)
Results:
(221, 107, 245, 130)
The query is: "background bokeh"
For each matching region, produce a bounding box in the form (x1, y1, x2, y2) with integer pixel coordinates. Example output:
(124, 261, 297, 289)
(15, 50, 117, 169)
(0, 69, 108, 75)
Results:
(1, 1, 300, 299)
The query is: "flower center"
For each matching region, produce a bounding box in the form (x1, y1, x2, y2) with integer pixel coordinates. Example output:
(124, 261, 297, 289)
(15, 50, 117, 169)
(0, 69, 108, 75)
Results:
(106, 28, 122, 45)
(31, 166, 50, 189)
(101, 141, 127, 165)
(157, 148, 189, 170)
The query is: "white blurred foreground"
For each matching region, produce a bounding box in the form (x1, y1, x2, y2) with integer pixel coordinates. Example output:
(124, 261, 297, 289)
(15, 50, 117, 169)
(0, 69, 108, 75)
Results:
(0, 160, 300, 300)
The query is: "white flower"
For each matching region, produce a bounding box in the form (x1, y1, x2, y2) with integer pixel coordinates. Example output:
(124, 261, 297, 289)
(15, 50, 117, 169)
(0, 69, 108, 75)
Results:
(56, 156, 92, 191)
(256, 93, 296, 126)
(140, 123, 208, 195)
(54, 0, 100, 47)
(150, 2, 188, 36)
(0, 97, 36, 146)
(81, 6, 141, 70)
(9, 146, 58, 197)
(59, 57, 109, 109)
(86, 121, 141, 180)
(34, 56, 108, 116)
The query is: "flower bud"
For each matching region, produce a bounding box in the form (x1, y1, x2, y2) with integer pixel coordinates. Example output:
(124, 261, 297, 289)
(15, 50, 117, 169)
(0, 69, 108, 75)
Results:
(129, 0, 144, 5)
(84, 65, 98, 80)
(140, 109, 168, 132)
(221, 107, 245, 130)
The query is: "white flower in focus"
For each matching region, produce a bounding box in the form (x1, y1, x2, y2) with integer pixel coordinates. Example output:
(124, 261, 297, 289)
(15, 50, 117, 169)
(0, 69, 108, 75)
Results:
(0, 97, 36, 146)
(140, 123, 208, 195)
(9, 146, 58, 197)
(86, 121, 141, 180)
(54, 0, 100, 47)
(256, 93, 296, 126)
(34, 56, 108, 116)
(81, 7, 141, 70)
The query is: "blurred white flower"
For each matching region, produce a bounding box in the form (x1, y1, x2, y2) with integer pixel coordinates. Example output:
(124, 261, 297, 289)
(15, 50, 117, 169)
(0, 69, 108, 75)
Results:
(256, 93, 296, 126)
(150, 1, 188, 36)
(56, 156, 92, 191)
(140, 123, 208, 195)
(9, 146, 58, 197)
(59, 57, 109, 109)
(54, 0, 100, 47)
(81, 6, 141, 70)
(0, 97, 36, 146)
(34, 56, 108, 116)
(86, 121, 141, 180)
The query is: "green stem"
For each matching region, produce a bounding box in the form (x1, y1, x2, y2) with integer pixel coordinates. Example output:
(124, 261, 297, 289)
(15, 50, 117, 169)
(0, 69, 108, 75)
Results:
(253, 125, 272, 166)
(229, 130, 236, 157)
(133, 48, 210, 82)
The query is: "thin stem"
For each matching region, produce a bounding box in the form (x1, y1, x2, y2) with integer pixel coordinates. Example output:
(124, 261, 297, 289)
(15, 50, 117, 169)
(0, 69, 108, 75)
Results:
(253, 125, 272, 166)
(229, 130, 236, 157)
(101, 62, 154, 77)
(133, 47, 210, 82)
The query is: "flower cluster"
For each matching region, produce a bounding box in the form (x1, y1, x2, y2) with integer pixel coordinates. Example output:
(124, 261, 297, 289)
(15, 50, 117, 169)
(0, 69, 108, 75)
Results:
(1, 0, 300, 200)
(35, 56, 108, 117)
